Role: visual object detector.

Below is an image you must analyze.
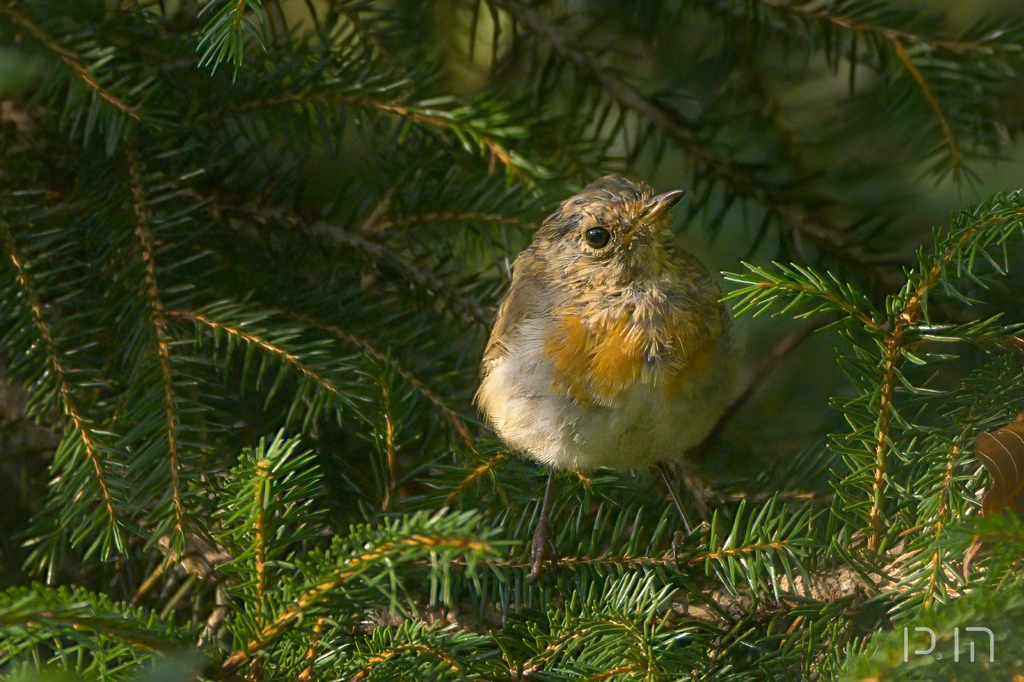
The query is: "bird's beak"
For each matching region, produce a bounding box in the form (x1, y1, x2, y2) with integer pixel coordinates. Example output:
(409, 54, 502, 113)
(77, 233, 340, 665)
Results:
(624, 190, 685, 244)
(646, 190, 685, 219)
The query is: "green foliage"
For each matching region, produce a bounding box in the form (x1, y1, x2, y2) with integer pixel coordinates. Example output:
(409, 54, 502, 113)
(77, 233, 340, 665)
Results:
(1, 0, 1024, 680)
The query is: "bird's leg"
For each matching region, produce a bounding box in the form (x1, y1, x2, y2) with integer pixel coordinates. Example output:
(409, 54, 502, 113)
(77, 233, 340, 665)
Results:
(655, 461, 693, 535)
(528, 469, 557, 583)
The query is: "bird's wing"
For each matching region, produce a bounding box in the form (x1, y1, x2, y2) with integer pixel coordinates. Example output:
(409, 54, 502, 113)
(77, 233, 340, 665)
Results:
(480, 250, 545, 380)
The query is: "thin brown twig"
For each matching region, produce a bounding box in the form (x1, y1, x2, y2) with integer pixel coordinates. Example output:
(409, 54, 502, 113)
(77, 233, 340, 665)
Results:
(167, 309, 348, 403)
(309, 221, 491, 327)
(718, 0, 1010, 157)
(379, 376, 399, 511)
(1, 5, 141, 121)
(377, 211, 536, 231)
(891, 39, 962, 174)
(693, 316, 834, 460)
(223, 198, 490, 328)
(349, 643, 463, 681)
(444, 454, 507, 504)
(749, 0, 1007, 55)
(127, 148, 187, 539)
(1, 224, 122, 531)
(254, 460, 269, 608)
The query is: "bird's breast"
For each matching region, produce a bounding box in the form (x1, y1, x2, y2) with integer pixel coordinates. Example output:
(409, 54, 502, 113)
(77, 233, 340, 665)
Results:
(542, 310, 717, 406)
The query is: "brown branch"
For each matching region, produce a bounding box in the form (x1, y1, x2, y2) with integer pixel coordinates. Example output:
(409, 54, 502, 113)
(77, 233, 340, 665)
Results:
(725, 0, 988, 177)
(296, 617, 324, 682)
(748, 0, 1004, 54)
(490, 538, 795, 573)
(225, 93, 523, 174)
(254, 459, 269, 608)
(128, 149, 187, 539)
(222, 199, 491, 329)
(891, 39, 962, 173)
(1, 5, 141, 121)
(922, 441, 961, 607)
(523, 618, 652, 678)
(350, 643, 463, 681)
(0, 613, 180, 653)
(377, 211, 536, 231)
(867, 335, 900, 552)
(582, 665, 643, 682)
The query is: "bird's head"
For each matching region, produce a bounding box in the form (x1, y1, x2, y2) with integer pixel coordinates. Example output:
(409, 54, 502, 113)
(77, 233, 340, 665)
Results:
(532, 175, 685, 290)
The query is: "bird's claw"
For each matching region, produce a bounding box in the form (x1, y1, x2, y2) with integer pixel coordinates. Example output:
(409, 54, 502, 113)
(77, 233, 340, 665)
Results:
(528, 517, 556, 583)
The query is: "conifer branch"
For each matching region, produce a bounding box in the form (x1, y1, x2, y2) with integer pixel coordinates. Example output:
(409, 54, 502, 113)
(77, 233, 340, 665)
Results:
(1, 224, 124, 544)
(167, 309, 348, 404)
(296, 616, 324, 682)
(0, 5, 141, 121)
(232, 92, 540, 177)
(867, 337, 900, 552)
(890, 39, 963, 176)
(380, 212, 535, 231)
(490, 0, 882, 266)
(215, 196, 492, 328)
(195, 0, 269, 76)
(128, 149, 187, 541)
(348, 643, 464, 681)
(310, 222, 491, 327)
(724, 261, 881, 329)
(494, 541, 797, 572)
(742, 0, 1014, 55)
(922, 442, 962, 607)
(443, 454, 507, 504)
(295, 314, 478, 452)
(254, 459, 268, 607)
(714, 0, 1024, 180)
(217, 529, 492, 675)
(379, 376, 398, 511)
(0, 611, 175, 653)
(868, 199, 1024, 549)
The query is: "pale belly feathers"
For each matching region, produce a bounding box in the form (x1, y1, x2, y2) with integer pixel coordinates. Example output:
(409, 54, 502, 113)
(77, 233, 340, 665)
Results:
(476, 318, 734, 471)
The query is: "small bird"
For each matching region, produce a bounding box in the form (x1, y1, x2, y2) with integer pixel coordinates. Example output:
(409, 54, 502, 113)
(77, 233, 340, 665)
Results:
(476, 175, 735, 579)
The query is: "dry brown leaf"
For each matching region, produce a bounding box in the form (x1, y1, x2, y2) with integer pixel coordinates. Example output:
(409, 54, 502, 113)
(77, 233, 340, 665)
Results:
(966, 411, 1024, 576)
(976, 411, 1024, 515)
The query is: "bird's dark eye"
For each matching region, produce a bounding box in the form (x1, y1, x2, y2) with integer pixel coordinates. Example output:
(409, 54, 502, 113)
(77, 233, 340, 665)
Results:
(584, 227, 611, 249)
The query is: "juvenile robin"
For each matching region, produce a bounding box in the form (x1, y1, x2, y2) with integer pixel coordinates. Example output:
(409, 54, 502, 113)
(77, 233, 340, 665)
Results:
(476, 175, 736, 579)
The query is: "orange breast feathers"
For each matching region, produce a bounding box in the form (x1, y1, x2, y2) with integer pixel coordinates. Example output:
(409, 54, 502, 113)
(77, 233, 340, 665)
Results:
(543, 314, 644, 404)
(542, 312, 721, 404)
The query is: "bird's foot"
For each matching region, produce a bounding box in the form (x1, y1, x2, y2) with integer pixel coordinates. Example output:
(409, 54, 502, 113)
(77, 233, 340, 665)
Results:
(528, 516, 557, 583)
